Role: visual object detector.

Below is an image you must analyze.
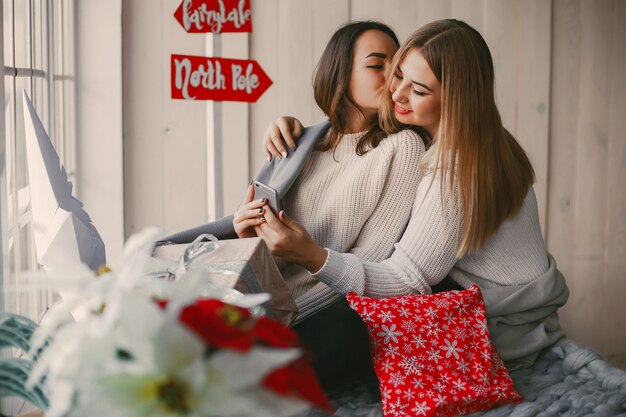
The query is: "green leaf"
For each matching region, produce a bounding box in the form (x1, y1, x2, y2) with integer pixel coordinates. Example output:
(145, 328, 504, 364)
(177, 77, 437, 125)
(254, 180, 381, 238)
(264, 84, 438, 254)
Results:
(0, 313, 38, 353)
(0, 358, 48, 409)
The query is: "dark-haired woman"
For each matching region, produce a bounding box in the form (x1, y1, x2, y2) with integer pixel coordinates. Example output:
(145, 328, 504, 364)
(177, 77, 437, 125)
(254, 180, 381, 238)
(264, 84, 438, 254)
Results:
(234, 21, 425, 390)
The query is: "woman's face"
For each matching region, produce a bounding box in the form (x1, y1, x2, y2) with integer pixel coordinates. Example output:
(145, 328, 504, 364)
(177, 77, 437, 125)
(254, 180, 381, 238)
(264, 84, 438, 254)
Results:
(349, 30, 398, 120)
(390, 48, 441, 137)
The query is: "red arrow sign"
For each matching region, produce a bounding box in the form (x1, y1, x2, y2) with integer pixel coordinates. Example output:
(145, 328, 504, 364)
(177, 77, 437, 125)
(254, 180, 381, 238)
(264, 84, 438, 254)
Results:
(174, 0, 252, 33)
(171, 54, 272, 102)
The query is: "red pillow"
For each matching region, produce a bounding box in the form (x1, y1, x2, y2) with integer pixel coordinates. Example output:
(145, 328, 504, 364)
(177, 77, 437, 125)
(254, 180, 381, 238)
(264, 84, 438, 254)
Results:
(347, 286, 522, 417)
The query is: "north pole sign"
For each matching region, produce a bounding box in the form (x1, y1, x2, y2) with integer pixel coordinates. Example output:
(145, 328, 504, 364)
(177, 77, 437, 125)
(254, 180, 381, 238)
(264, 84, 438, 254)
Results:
(171, 54, 272, 102)
(174, 0, 252, 33)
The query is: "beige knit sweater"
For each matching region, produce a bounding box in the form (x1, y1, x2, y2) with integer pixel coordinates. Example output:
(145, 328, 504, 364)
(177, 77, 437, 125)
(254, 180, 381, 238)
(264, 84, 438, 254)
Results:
(313, 160, 550, 296)
(279, 128, 424, 322)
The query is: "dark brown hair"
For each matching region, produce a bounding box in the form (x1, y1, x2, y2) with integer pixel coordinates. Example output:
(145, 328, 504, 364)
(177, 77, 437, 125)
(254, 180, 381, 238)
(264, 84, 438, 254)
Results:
(313, 21, 400, 155)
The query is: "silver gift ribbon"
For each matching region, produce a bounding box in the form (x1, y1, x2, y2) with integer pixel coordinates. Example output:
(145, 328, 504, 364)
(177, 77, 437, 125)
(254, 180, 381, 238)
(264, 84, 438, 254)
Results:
(152, 234, 272, 318)
(169, 233, 219, 279)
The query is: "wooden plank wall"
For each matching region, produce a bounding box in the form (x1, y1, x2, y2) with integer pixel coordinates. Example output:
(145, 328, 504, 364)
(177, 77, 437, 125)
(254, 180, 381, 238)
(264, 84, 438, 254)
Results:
(604, 0, 626, 370)
(122, 0, 626, 368)
(548, 0, 626, 368)
(246, 0, 626, 368)
(122, 0, 208, 236)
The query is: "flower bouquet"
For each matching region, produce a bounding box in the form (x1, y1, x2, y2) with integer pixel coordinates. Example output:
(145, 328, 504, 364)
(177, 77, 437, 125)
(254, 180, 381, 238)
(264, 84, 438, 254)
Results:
(1, 228, 330, 417)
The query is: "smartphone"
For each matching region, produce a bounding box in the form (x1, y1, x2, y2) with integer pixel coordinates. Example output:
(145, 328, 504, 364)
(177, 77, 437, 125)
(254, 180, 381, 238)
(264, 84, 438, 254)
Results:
(253, 180, 281, 214)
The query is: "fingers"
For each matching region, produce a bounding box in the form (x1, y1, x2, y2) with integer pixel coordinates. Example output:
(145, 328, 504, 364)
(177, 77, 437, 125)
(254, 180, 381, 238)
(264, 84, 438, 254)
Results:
(256, 207, 285, 236)
(235, 198, 267, 219)
(255, 220, 271, 237)
(292, 118, 304, 140)
(236, 207, 266, 222)
(262, 204, 279, 225)
(234, 201, 267, 238)
(239, 197, 267, 211)
(261, 124, 272, 161)
(263, 146, 272, 163)
(262, 116, 304, 161)
(276, 210, 300, 233)
(264, 207, 291, 229)
(263, 123, 283, 161)
(278, 210, 291, 225)
(243, 183, 255, 204)
(268, 122, 288, 159)
(256, 209, 307, 260)
(255, 214, 278, 241)
(262, 208, 305, 239)
(277, 117, 297, 151)
(235, 217, 266, 233)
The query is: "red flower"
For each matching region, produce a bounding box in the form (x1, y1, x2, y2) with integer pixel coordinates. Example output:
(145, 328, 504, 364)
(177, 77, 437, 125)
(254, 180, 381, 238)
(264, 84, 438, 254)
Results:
(263, 357, 332, 412)
(179, 299, 255, 351)
(179, 298, 331, 411)
(251, 316, 300, 348)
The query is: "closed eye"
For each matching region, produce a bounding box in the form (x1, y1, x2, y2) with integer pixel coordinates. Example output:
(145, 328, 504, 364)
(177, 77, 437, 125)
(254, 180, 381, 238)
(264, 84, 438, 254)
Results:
(412, 88, 427, 96)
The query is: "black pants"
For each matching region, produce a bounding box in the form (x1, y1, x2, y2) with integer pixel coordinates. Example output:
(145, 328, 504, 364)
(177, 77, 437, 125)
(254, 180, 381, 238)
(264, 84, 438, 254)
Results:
(294, 297, 377, 393)
(293, 276, 463, 394)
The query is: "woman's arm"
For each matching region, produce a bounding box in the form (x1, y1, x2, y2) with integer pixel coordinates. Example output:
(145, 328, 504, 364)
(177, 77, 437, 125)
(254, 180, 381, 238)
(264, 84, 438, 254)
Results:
(292, 281, 343, 323)
(313, 171, 462, 297)
(257, 130, 428, 299)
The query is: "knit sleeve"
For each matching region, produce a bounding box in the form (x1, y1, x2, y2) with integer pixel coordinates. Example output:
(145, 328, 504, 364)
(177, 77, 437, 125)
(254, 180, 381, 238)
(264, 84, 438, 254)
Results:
(292, 279, 343, 324)
(312, 170, 462, 297)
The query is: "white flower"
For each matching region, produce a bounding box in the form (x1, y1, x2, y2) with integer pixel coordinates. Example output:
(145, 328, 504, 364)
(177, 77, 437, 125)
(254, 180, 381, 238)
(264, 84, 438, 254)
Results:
(27, 228, 321, 417)
(69, 319, 204, 417)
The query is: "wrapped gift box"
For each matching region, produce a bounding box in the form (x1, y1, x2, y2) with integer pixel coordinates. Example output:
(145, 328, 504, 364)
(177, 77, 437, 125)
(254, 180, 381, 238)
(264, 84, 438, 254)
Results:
(153, 237, 298, 325)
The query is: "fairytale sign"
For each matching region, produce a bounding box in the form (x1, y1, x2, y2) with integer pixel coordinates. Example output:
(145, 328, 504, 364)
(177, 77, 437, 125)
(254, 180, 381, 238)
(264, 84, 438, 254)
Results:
(171, 54, 272, 102)
(174, 0, 252, 33)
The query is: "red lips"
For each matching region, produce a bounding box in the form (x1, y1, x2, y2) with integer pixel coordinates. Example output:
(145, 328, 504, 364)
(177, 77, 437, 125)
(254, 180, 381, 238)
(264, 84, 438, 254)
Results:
(394, 102, 412, 115)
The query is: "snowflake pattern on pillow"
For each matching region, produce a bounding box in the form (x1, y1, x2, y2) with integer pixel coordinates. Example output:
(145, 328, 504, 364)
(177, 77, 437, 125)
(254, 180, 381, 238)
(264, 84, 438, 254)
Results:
(347, 286, 522, 417)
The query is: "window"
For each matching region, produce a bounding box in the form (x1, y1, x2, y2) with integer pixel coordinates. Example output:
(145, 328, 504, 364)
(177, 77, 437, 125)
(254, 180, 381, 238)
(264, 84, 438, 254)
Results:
(1, 0, 75, 323)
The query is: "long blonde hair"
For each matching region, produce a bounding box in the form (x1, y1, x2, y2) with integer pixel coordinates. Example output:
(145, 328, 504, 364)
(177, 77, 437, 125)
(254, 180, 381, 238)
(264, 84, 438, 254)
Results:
(381, 19, 535, 256)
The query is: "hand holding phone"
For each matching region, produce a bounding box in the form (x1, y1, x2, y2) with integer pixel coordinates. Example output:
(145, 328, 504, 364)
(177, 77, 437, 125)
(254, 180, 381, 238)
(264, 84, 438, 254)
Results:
(253, 180, 281, 214)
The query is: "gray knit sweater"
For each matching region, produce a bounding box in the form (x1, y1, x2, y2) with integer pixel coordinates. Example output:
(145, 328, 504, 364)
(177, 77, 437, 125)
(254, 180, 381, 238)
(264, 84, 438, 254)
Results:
(313, 164, 550, 296)
(281, 129, 425, 322)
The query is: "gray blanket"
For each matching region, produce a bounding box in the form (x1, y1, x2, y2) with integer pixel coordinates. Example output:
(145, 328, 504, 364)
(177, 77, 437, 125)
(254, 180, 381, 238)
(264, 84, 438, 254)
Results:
(480, 254, 570, 370)
(302, 340, 626, 417)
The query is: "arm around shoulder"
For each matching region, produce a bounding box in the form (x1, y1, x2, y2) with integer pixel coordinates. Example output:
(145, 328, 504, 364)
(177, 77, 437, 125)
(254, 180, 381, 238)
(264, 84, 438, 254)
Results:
(310, 129, 432, 296)
(313, 167, 462, 298)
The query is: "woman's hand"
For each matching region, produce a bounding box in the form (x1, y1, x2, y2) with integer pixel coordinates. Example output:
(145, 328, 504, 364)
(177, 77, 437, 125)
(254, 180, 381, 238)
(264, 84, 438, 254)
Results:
(254, 207, 328, 272)
(233, 184, 268, 238)
(263, 116, 304, 161)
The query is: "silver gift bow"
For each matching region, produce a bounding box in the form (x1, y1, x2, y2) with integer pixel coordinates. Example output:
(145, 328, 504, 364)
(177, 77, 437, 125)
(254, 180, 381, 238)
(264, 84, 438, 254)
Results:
(168, 233, 219, 280)
(154, 234, 268, 318)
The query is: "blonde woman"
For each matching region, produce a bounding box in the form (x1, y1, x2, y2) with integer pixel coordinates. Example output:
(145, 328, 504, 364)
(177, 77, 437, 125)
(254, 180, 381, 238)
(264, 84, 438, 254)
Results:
(256, 19, 569, 369)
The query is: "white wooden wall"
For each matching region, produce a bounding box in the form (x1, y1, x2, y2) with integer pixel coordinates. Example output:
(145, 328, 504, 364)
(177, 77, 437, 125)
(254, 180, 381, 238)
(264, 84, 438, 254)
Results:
(123, 0, 252, 235)
(122, 0, 626, 368)
(76, 0, 125, 263)
(547, 0, 626, 369)
(123, 0, 209, 235)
